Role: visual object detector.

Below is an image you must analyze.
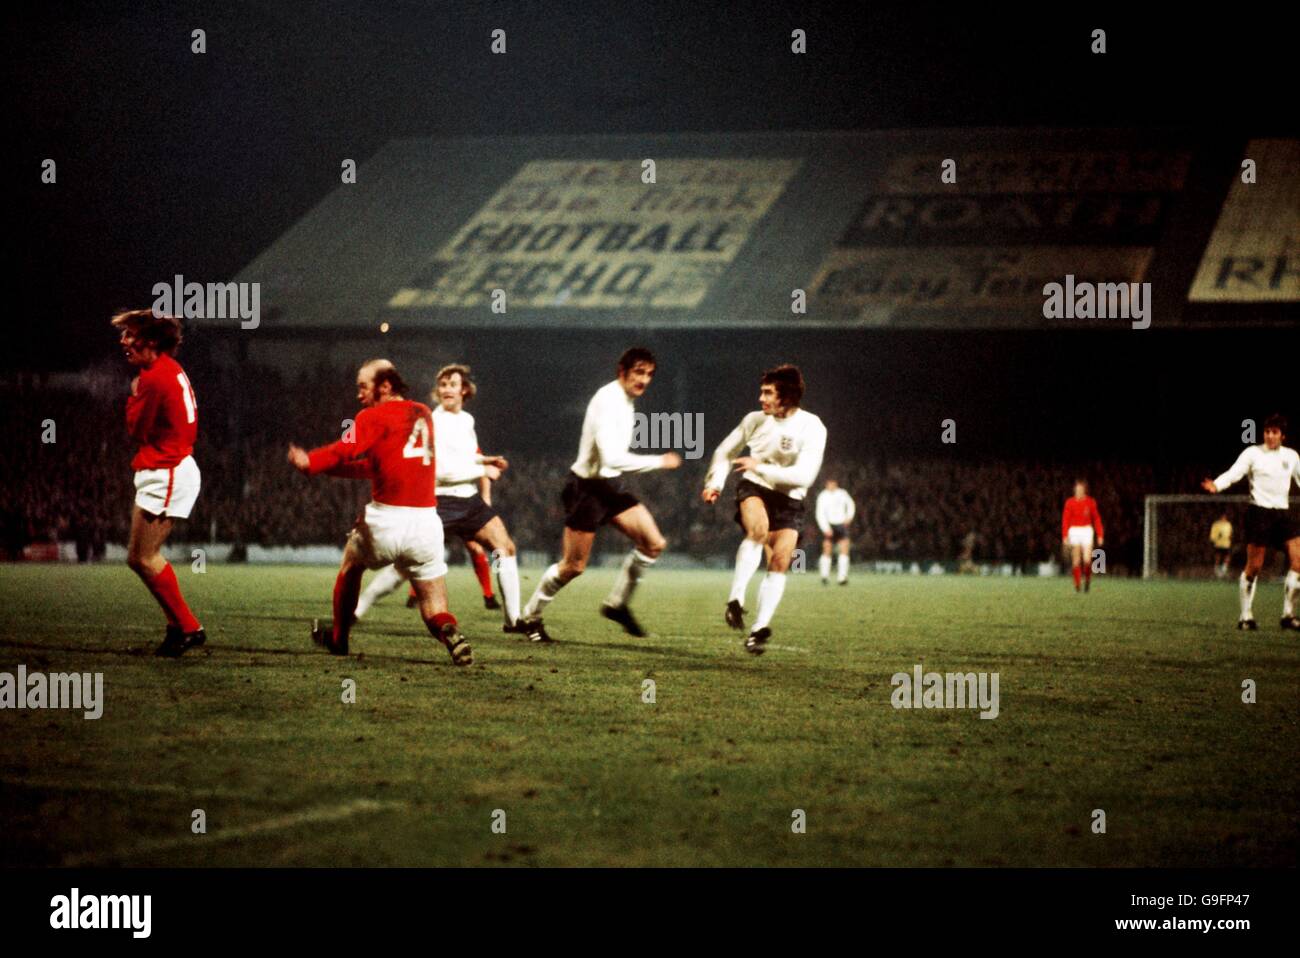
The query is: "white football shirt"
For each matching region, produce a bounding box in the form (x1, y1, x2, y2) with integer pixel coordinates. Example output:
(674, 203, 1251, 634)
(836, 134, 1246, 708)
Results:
(815, 487, 856, 532)
(433, 406, 485, 498)
(705, 408, 828, 500)
(570, 380, 664, 479)
(1213, 443, 1300, 510)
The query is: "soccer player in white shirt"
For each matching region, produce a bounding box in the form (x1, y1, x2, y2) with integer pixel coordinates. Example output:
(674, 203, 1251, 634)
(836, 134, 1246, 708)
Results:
(1200, 413, 1300, 630)
(815, 479, 856, 585)
(354, 365, 533, 635)
(521, 347, 682, 641)
(702, 365, 827, 655)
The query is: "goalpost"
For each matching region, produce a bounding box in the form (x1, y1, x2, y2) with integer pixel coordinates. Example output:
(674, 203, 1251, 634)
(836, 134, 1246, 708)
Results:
(1142, 494, 1250, 579)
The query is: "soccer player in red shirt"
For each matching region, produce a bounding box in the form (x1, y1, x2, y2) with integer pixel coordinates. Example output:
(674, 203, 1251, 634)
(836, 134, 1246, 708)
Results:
(111, 309, 206, 657)
(288, 359, 471, 665)
(1061, 479, 1105, 592)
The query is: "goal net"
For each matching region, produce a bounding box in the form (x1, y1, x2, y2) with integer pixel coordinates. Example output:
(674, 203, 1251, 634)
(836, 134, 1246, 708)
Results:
(1142, 494, 1250, 579)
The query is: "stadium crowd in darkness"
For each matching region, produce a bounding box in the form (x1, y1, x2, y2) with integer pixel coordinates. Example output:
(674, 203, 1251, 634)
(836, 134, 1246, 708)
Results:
(0, 377, 1263, 575)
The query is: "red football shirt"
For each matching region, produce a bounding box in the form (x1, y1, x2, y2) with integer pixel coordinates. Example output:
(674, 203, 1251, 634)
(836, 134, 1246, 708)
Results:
(1061, 496, 1104, 539)
(126, 353, 198, 470)
(307, 399, 437, 507)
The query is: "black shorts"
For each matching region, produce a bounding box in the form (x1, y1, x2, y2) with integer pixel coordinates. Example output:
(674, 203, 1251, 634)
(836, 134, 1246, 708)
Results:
(1214, 546, 1231, 558)
(735, 478, 805, 533)
(562, 472, 641, 533)
(437, 493, 499, 540)
(1244, 504, 1300, 550)
(827, 523, 849, 541)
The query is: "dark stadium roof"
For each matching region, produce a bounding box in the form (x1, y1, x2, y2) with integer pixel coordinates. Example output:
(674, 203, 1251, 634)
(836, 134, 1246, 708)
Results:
(224, 130, 1294, 333)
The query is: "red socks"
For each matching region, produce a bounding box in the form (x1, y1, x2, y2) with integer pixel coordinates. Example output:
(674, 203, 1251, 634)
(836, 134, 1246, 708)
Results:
(431, 611, 458, 636)
(144, 563, 200, 633)
(332, 569, 358, 644)
(1072, 565, 1082, 589)
(471, 549, 494, 598)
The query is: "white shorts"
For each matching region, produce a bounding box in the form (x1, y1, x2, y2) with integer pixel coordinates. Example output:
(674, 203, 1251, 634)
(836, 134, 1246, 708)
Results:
(134, 456, 201, 518)
(349, 502, 447, 581)
(1066, 525, 1095, 549)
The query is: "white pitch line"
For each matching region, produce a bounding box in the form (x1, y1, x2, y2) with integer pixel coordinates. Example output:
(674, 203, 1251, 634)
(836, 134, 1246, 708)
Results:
(62, 797, 409, 866)
(0, 777, 251, 799)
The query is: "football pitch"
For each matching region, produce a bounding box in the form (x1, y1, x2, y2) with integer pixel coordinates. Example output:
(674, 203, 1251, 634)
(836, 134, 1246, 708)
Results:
(1, 564, 1296, 868)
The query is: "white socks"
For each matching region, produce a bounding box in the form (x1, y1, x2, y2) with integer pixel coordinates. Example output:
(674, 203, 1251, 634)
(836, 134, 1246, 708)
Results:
(1240, 572, 1257, 620)
(496, 554, 522, 624)
(523, 563, 565, 618)
(752, 572, 787, 631)
(731, 539, 765, 604)
(607, 549, 656, 608)
(355, 564, 406, 617)
(818, 554, 831, 581)
(1285, 570, 1299, 618)
(837, 552, 849, 583)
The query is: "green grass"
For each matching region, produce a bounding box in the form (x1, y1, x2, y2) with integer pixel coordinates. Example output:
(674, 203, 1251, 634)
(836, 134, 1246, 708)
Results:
(0, 564, 1296, 867)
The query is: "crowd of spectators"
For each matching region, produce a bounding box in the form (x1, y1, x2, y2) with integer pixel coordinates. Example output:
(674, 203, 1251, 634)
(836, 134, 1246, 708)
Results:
(0, 377, 1264, 576)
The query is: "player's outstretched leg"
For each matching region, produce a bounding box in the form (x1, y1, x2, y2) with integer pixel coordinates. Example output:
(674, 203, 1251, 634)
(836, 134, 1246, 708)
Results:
(729, 497, 769, 630)
(746, 528, 798, 655)
(126, 507, 205, 657)
(1237, 544, 1265, 630)
(314, 548, 367, 655)
(521, 528, 594, 642)
(355, 564, 406, 618)
(412, 575, 472, 665)
(470, 518, 522, 630)
(601, 505, 665, 638)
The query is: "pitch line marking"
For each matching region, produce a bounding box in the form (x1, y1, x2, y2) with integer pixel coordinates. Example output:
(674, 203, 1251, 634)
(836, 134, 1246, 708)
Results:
(0, 776, 252, 799)
(62, 797, 409, 866)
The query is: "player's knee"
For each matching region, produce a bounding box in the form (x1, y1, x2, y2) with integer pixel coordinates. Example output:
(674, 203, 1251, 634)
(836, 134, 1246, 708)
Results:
(126, 549, 155, 575)
(642, 535, 666, 558)
(747, 525, 768, 543)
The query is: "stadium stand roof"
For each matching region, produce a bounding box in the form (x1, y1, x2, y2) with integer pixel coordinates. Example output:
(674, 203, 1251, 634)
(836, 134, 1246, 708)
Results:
(224, 130, 1297, 332)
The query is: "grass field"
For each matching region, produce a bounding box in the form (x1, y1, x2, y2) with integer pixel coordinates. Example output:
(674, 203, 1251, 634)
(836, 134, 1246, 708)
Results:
(1, 563, 1296, 867)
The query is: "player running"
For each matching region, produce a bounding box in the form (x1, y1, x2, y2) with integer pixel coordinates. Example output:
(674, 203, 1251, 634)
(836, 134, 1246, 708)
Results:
(702, 365, 827, 655)
(354, 364, 533, 637)
(520, 347, 682, 641)
(1061, 479, 1104, 593)
(288, 359, 472, 665)
(1200, 413, 1300, 630)
(815, 478, 856, 585)
(112, 309, 206, 657)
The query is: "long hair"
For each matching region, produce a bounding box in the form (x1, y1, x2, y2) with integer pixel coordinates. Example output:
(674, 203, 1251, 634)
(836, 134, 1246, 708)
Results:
(110, 308, 183, 354)
(435, 363, 477, 401)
